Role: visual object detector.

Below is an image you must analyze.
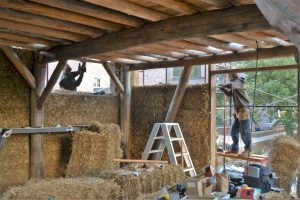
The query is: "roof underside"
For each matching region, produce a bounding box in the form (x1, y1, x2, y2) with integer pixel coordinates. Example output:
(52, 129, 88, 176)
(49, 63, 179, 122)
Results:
(0, 0, 293, 65)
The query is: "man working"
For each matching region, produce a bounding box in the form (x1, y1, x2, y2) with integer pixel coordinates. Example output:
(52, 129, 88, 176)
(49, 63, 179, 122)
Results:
(219, 72, 251, 156)
(59, 62, 86, 91)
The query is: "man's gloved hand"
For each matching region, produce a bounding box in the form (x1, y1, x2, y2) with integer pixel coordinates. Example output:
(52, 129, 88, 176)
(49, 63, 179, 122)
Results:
(79, 62, 86, 73)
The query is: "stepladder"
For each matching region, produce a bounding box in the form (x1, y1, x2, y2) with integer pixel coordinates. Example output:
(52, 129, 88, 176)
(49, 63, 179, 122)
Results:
(142, 123, 197, 177)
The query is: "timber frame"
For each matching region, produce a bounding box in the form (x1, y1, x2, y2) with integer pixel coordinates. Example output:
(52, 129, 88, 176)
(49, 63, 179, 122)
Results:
(0, 1, 300, 192)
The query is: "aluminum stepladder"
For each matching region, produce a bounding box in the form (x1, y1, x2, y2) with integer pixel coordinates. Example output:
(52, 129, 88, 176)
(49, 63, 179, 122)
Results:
(142, 123, 196, 177)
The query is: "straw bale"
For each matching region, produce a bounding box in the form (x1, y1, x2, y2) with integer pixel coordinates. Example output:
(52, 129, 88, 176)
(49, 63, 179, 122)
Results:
(1, 177, 120, 200)
(44, 93, 119, 126)
(66, 123, 122, 177)
(98, 164, 185, 200)
(130, 84, 210, 172)
(263, 191, 292, 200)
(0, 135, 29, 193)
(137, 192, 159, 200)
(269, 136, 300, 192)
(44, 133, 72, 178)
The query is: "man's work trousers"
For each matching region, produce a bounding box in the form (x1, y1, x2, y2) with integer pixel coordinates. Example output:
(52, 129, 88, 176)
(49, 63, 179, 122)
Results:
(230, 117, 252, 152)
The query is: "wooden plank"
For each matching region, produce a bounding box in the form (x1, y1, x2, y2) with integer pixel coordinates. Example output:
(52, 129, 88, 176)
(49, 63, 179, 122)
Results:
(209, 64, 217, 168)
(0, 0, 122, 31)
(37, 60, 67, 109)
(104, 52, 162, 62)
(212, 34, 260, 48)
(238, 32, 290, 46)
(146, 0, 199, 14)
(42, 4, 270, 63)
(130, 46, 298, 70)
(101, 61, 124, 93)
(164, 40, 223, 54)
(211, 64, 298, 74)
(114, 159, 168, 164)
(0, 38, 46, 50)
(120, 67, 131, 158)
(0, 8, 102, 37)
(125, 46, 187, 59)
(1, 46, 36, 89)
(217, 152, 268, 163)
(0, 19, 86, 42)
(84, 0, 169, 21)
(165, 65, 194, 122)
(0, 32, 57, 47)
(187, 37, 244, 51)
(29, 0, 144, 27)
(30, 54, 46, 179)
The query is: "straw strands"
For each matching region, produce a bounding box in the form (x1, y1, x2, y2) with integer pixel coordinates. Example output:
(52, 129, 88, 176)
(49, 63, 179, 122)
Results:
(130, 84, 209, 172)
(0, 177, 120, 200)
(269, 135, 300, 192)
(65, 123, 122, 177)
(98, 164, 185, 200)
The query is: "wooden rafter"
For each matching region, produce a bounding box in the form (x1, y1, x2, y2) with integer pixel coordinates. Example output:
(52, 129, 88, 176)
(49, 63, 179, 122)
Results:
(187, 37, 244, 51)
(0, 8, 102, 37)
(146, 0, 200, 15)
(0, 0, 123, 31)
(212, 34, 261, 48)
(130, 46, 298, 70)
(0, 38, 47, 50)
(164, 40, 223, 54)
(42, 4, 270, 63)
(1, 46, 36, 89)
(101, 61, 124, 93)
(238, 32, 290, 46)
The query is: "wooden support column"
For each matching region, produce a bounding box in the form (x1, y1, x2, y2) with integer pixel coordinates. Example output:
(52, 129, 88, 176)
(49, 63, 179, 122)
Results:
(30, 55, 46, 179)
(165, 65, 193, 122)
(296, 48, 300, 197)
(101, 61, 124, 93)
(120, 66, 131, 158)
(209, 64, 217, 168)
(37, 60, 67, 109)
(1, 46, 36, 89)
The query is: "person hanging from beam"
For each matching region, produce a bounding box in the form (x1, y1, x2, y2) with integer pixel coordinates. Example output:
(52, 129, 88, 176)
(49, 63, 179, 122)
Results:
(59, 62, 86, 91)
(219, 72, 251, 157)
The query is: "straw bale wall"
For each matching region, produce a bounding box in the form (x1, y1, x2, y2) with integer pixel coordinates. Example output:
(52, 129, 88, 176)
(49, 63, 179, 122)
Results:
(0, 49, 33, 192)
(130, 84, 210, 172)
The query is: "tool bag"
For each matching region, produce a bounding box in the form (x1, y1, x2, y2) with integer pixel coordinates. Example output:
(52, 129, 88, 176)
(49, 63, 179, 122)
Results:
(243, 164, 274, 193)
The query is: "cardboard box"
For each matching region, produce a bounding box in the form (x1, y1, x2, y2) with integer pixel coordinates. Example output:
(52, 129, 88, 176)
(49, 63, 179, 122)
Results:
(181, 177, 213, 197)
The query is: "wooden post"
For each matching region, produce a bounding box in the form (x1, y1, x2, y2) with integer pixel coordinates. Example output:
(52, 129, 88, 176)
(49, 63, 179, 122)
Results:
(30, 54, 46, 179)
(296, 48, 300, 197)
(165, 65, 193, 122)
(37, 60, 67, 109)
(209, 64, 217, 168)
(120, 66, 131, 158)
(102, 61, 124, 93)
(1, 46, 36, 89)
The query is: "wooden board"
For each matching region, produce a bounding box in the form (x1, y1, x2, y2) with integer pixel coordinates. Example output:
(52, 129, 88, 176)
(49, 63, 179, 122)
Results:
(217, 152, 268, 163)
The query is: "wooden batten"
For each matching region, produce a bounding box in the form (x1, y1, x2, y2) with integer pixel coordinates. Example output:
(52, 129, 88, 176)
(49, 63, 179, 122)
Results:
(131, 46, 298, 70)
(1, 46, 36, 89)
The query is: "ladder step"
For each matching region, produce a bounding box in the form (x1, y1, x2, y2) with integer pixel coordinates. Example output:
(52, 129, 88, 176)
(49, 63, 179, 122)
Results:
(183, 167, 194, 172)
(170, 137, 183, 141)
(149, 149, 164, 154)
(154, 136, 164, 140)
(175, 152, 189, 157)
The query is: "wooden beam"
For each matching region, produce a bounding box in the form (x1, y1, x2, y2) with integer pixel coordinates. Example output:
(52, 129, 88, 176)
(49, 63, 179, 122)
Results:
(212, 34, 260, 48)
(165, 65, 194, 122)
(0, 0, 122, 31)
(30, 54, 46, 179)
(29, 0, 144, 27)
(0, 8, 102, 37)
(1, 46, 36, 89)
(238, 32, 290, 46)
(146, 0, 200, 14)
(0, 38, 47, 50)
(114, 159, 168, 164)
(37, 60, 67, 109)
(0, 19, 86, 42)
(164, 40, 223, 54)
(130, 46, 298, 70)
(104, 52, 162, 62)
(120, 66, 131, 158)
(42, 4, 271, 63)
(187, 37, 244, 51)
(209, 64, 217, 168)
(0, 31, 57, 47)
(211, 64, 298, 75)
(101, 61, 124, 93)
(217, 152, 268, 163)
(84, 0, 169, 21)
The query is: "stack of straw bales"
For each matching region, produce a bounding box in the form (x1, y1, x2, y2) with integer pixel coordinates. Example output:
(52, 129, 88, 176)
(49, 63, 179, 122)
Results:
(130, 84, 209, 172)
(0, 49, 33, 192)
(269, 136, 300, 192)
(65, 123, 122, 177)
(44, 93, 119, 126)
(98, 164, 185, 199)
(1, 177, 120, 200)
